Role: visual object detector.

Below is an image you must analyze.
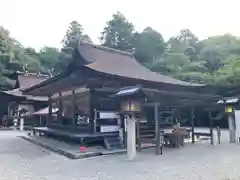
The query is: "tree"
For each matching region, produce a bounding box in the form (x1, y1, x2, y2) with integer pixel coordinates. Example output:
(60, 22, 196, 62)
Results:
(62, 21, 93, 48)
(213, 57, 240, 86)
(167, 29, 201, 57)
(38, 47, 60, 73)
(100, 12, 135, 51)
(199, 47, 223, 72)
(148, 29, 213, 83)
(62, 21, 84, 48)
(59, 21, 92, 72)
(81, 34, 92, 43)
(197, 34, 240, 74)
(0, 26, 15, 63)
(133, 27, 165, 64)
(150, 53, 189, 75)
(0, 26, 24, 88)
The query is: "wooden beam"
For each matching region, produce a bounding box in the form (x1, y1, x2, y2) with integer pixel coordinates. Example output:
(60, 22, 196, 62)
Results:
(144, 98, 219, 109)
(52, 88, 89, 100)
(143, 88, 221, 101)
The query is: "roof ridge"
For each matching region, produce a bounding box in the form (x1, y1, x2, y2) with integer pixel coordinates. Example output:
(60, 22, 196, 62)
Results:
(16, 71, 50, 78)
(78, 41, 134, 57)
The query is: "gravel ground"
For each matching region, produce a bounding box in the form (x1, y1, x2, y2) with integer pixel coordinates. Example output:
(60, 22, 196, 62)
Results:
(0, 129, 240, 180)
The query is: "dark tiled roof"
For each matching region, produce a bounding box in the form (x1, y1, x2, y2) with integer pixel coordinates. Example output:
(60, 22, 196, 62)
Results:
(77, 42, 204, 87)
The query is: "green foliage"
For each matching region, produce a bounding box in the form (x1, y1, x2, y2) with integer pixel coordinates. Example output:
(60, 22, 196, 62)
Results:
(0, 22, 87, 89)
(100, 12, 240, 88)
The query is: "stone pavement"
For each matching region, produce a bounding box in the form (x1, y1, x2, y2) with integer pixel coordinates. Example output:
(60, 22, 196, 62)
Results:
(0, 130, 240, 180)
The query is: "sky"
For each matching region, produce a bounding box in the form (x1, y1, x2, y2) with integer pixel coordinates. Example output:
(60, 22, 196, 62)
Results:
(1, 0, 240, 50)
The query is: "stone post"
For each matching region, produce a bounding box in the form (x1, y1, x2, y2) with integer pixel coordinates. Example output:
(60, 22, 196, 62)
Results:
(13, 118, 18, 130)
(127, 115, 136, 160)
(228, 114, 236, 143)
(19, 118, 24, 131)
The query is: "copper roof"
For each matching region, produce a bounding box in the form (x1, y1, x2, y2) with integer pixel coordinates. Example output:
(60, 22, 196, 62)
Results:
(3, 88, 48, 101)
(77, 42, 204, 87)
(0, 71, 49, 101)
(23, 42, 205, 96)
(16, 72, 49, 90)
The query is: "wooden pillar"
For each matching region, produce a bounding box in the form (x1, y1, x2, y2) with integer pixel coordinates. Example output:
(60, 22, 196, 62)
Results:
(173, 109, 177, 124)
(48, 95, 52, 127)
(72, 90, 76, 131)
(209, 111, 214, 145)
(190, 108, 195, 143)
(58, 92, 63, 124)
(136, 117, 141, 151)
(7, 102, 11, 116)
(120, 114, 127, 148)
(93, 109, 97, 133)
(89, 88, 95, 133)
(155, 103, 160, 155)
(39, 116, 42, 126)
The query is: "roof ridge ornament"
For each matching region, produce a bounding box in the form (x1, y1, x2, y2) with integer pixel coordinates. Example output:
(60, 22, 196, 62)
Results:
(77, 40, 134, 57)
(48, 68, 54, 78)
(22, 64, 28, 76)
(37, 72, 40, 78)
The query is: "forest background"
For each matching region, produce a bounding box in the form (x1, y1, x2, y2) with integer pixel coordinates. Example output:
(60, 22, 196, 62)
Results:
(1, 12, 239, 94)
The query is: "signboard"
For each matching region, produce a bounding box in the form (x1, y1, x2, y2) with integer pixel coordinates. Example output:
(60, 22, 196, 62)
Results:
(98, 112, 120, 133)
(99, 112, 119, 119)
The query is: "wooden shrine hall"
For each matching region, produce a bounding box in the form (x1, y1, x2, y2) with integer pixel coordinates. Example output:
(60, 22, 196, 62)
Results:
(0, 71, 48, 127)
(23, 41, 222, 152)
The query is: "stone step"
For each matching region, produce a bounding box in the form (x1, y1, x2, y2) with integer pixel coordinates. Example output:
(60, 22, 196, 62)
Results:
(104, 135, 123, 149)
